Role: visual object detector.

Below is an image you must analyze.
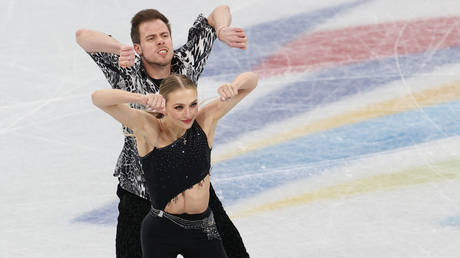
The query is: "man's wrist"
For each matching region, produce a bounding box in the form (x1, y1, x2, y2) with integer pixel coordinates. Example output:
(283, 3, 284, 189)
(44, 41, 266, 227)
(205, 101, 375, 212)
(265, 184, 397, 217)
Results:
(216, 25, 228, 40)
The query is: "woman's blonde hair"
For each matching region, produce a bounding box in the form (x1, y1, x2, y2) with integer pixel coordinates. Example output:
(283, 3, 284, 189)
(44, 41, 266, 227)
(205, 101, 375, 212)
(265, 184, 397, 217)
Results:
(159, 74, 197, 101)
(147, 74, 197, 119)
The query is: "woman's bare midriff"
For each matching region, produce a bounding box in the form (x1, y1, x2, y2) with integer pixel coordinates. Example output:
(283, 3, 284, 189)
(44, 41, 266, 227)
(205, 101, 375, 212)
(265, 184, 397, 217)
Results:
(164, 174, 211, 215)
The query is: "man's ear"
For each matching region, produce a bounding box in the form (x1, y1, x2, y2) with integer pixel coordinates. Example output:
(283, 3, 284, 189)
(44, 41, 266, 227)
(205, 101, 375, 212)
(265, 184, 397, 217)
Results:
(134, 43, 142, 55)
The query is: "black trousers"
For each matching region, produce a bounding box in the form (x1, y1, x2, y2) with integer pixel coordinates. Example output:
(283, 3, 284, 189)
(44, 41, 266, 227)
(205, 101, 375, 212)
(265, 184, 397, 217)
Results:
(116, 185, 151, 258)
(115, 184, 250, 258)
(141, 208, 227, 258)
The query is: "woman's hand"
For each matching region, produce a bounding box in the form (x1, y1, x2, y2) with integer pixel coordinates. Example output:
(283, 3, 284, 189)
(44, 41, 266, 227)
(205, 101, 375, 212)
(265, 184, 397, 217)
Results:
(217, 83, 239, 101)
(140, 93, 166, 117)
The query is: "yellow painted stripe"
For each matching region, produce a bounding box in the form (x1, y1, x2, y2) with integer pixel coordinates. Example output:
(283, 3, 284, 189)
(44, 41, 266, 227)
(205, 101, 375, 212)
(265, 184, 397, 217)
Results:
(213, 81, 460, 163)
(231, 159, 460, 219)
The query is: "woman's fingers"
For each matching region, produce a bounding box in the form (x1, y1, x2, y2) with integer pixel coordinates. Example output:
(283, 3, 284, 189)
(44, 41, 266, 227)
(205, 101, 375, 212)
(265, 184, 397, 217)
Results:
(144, 94, 165, 112)
(219, 84, 237, 101)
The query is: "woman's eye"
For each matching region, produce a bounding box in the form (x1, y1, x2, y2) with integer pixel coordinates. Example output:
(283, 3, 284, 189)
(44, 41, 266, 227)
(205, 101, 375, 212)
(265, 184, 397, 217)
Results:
(191, 103, 197, 107)
(174, 106, 183, 110)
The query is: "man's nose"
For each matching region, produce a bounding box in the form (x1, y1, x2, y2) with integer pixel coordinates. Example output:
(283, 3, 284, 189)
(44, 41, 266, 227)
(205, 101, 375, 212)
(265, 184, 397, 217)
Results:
(157, 38, 165, 45)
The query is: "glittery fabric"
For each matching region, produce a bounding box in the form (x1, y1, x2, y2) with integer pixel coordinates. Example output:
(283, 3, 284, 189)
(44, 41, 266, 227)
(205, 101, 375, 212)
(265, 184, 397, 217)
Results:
(140, 120, 211, 210)
(141, 206, 227, 258)
(150, 207, 221, 240)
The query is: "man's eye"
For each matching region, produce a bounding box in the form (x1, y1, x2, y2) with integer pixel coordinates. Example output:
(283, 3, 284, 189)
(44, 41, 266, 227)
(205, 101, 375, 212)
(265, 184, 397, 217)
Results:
(191, 103, 197, 107)
(175, 106, 183, 110)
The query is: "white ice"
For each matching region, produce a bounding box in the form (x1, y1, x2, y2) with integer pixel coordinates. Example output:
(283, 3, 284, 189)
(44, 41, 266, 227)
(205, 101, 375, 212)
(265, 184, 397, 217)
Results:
(1, 0, 460, 257)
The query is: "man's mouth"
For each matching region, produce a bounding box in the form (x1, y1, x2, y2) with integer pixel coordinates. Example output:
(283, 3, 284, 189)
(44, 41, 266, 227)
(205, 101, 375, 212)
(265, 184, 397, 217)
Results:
(158, 48, 168, 56)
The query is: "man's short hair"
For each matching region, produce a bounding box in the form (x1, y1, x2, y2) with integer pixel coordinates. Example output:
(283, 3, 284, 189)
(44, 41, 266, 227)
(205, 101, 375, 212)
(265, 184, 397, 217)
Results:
(130, 9, 171, 44)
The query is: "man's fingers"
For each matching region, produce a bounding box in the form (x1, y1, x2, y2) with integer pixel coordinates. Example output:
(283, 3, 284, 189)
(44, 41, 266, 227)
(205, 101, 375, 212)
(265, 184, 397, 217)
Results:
(229, 42, 247, 49)
(230, 27, 244, 32)
(233, 31, 246, 37)
(121, 45, 133, 51)
(232, 37, 248, 44)
(120, 52, 132, 57)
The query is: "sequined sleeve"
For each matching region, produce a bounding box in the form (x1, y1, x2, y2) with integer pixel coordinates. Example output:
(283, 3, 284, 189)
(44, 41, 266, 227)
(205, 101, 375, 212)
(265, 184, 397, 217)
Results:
(173, 14, 217, 83)
(88, 51, 142, 91)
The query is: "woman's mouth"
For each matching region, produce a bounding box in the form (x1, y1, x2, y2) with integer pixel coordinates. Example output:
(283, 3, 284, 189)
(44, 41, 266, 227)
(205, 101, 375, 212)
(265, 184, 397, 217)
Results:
(181, 119, 192, 124)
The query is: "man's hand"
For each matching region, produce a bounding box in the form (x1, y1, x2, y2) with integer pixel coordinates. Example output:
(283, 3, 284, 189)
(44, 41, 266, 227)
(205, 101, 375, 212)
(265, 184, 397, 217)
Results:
(119, 45, 135, 68)
(217, 26, 248, 50)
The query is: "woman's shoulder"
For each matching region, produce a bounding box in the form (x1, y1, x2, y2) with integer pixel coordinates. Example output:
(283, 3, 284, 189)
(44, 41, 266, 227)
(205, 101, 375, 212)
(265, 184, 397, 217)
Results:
(196, 110, 215, 132)
(133, 112, 160, 136)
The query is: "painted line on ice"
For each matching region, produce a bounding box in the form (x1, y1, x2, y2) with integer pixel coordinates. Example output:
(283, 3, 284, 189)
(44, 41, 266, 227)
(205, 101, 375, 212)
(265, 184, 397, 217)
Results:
(212, 100, 460, 205)
(230, 159, 460, 219)
(441, 213, 460, 228)
(213, 80, 460, 163)
(214, 47, 460, 146)
(255, 16, 460, 77)
(202, 0, 370, 79)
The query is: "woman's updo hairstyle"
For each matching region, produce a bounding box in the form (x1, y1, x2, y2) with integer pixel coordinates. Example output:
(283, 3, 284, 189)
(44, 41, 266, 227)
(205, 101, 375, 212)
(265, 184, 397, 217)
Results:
(154, 74, 197, 118)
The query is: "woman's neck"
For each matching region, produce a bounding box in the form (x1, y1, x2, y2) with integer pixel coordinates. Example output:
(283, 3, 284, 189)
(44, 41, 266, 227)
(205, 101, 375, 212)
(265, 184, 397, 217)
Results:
(160, 119, 186, 141)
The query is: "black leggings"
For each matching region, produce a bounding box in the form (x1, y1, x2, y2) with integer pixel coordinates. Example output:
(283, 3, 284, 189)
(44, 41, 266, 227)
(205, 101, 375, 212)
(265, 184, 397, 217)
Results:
(141, 208, 228, 258)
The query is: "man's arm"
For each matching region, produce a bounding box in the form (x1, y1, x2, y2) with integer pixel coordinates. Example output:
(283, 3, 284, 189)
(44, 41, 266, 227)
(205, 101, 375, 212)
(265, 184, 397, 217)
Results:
(76, 29, 122, 54)
(206, 5, 231, 30)
(76, 29, 136, 68)
(207, 5, 247, 50)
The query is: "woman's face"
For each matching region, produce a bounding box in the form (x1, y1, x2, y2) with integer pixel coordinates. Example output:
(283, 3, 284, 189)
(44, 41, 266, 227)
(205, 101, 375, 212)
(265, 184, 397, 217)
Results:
(164, 88, 198, 129)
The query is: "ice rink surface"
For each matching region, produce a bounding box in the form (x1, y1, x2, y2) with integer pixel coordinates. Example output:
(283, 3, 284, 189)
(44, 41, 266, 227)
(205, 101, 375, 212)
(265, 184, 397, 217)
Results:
(1, 0, 460, 257)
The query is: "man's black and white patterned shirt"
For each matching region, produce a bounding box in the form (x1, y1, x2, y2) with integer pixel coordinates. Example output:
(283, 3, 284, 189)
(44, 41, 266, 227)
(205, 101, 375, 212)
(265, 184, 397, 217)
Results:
(88, 14, 217, 199)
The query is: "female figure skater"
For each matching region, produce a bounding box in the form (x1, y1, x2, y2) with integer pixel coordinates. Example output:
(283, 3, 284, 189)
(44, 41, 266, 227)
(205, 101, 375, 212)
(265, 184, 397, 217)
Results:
(91, 71, 258, 258)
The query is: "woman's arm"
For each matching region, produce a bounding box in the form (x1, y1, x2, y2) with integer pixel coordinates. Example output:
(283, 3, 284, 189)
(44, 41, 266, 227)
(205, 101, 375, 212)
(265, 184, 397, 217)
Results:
(91, 89, 165, 132)
(210, 71, 258, 120)
(197, 72, 258, 145)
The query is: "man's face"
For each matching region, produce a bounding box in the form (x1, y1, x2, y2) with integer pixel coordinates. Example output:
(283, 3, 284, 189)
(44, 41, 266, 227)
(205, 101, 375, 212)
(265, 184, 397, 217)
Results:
(135, 19, 173, 67)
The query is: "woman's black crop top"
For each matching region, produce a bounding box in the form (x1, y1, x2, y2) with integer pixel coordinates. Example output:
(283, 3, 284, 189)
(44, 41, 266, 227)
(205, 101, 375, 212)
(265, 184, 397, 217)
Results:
(140, 120, 211, 210)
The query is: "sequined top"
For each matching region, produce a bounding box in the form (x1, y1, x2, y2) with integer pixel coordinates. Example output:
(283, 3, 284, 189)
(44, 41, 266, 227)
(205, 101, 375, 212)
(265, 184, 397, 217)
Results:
(140, 121, 211, 210)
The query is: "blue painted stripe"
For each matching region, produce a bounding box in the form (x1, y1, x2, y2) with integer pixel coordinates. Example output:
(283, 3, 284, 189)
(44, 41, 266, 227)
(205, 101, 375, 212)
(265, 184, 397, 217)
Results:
(212, 101, 460, 205)
(441, 214, 460, 228)
(201, 0, 371, 79)
(72, 201, 117, 225)
(214, 46, 460, 146)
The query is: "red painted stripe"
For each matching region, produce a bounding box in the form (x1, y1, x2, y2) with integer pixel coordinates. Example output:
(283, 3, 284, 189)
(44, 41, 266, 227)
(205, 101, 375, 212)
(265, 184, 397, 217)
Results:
(255, 16, 460, 77)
